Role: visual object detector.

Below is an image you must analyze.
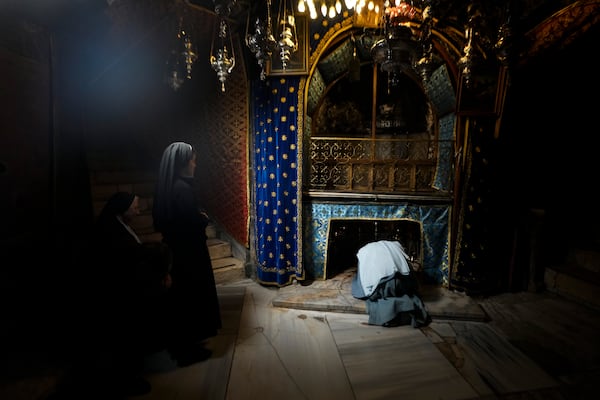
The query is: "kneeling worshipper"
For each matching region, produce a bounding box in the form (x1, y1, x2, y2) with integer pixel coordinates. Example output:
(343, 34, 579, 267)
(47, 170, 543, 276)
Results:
(351, 240, 431, 328)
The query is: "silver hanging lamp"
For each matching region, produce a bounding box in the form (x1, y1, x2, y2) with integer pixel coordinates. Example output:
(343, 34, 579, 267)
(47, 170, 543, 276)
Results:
(276, 0, 298, 71)
(245, 0, 278, 80)
(166, 16, 198, 91)
(210, 18, 236, 92)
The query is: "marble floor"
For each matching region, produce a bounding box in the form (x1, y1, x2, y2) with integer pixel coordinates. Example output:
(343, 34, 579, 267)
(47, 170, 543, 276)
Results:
(128, 271, 598, 400)
(2, 270, 599, 400)
(270, 267, 488, 322)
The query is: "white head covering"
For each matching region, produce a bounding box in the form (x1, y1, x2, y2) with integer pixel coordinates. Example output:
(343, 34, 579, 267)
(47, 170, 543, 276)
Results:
(356, 240, 411, 297)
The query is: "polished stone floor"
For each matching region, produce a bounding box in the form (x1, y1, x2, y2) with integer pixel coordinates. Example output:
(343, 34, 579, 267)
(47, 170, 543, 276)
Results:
(126, 276, 598, 400)
(271, 267, 488, 322)
(2, 269, 599, 400)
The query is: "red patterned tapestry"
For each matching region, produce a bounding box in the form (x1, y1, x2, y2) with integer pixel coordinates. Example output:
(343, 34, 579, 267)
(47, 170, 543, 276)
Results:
(193, 37, 249, 248)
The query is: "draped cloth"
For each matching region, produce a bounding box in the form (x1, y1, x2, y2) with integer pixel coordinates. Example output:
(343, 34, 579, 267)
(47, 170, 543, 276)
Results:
(354, 240, 411, 298)
(252, 78, 301, 286)
(352, 240, 431, 328)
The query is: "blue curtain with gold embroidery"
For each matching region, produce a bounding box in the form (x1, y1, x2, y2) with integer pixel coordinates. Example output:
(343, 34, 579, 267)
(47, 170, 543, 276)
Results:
(252, 78, 301, 286)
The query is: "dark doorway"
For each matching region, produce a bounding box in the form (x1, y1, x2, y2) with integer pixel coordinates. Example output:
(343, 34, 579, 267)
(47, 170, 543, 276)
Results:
(325, 219, 422, 279)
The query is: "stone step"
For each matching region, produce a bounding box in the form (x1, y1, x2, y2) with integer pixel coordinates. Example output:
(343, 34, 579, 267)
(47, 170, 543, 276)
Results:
(544, 266, 600, 311)
(207, 238, 232, 260)
(213, 263, 247, 285)
(206, 224, 217, 239)
(137, 225, 237, 263)
(212, 256, 244, 270)
(205, 224, 246, 282)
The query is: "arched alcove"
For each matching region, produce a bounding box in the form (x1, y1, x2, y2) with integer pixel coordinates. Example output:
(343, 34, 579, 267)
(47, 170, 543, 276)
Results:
(301, 23, 458, 283)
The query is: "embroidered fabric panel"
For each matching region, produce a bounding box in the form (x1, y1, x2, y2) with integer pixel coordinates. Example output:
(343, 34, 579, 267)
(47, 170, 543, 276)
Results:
(252, 77, 301, 286)
(425, 65, 456, 117)
(433, 113, 456, 192)
(317, 38, 354, 83)
(307, 68, 325, 116)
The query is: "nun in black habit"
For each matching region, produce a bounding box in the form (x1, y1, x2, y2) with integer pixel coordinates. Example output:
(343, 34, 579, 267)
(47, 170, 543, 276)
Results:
(153, 141, 222, 366)
(83, 191, 172, 396)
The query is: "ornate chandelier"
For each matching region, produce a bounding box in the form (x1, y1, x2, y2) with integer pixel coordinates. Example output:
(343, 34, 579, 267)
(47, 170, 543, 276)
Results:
(245, 0, 299, 77)
(370, 0, 418, 88)
(246, 0, 277, 80)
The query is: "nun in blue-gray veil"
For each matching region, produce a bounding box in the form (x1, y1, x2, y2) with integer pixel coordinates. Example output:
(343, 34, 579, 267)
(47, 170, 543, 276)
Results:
(351, 240, 430, 328)
(153, 141, 221, 365)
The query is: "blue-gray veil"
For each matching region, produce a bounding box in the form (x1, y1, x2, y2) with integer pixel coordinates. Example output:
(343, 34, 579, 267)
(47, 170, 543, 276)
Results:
(153, 141, 194, 232)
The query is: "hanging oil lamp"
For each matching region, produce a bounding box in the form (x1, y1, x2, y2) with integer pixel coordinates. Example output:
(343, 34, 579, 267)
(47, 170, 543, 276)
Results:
(210, 18, 236, 92)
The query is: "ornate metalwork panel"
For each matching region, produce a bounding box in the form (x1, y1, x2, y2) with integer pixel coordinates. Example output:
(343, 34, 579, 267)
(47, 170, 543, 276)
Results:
(308, 135, 448, 193)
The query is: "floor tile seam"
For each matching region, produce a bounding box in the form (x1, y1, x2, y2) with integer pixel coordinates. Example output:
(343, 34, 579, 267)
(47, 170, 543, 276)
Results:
(320, 312, 360, 400)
